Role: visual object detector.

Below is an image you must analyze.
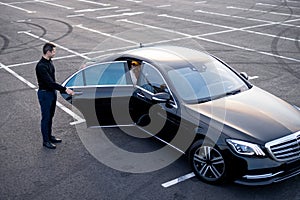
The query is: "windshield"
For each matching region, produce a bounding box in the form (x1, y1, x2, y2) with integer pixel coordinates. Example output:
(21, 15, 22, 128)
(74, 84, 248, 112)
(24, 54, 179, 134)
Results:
(168, 58, 249, 103)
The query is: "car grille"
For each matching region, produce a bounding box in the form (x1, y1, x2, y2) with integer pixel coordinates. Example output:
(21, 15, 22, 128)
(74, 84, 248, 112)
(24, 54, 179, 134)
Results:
(265, 131, 300, 162)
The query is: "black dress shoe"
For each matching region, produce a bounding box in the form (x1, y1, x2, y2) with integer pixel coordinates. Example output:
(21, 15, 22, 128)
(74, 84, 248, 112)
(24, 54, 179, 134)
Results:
(43, 141, 56, 149)
(50, 136, 62, 143)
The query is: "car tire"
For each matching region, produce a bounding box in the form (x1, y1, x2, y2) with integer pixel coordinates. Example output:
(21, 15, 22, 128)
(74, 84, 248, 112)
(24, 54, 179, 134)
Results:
(189, 139, 227, 184)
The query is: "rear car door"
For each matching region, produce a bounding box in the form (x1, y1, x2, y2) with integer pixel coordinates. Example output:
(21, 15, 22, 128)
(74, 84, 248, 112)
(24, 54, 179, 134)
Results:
(61, 61, 135, 127)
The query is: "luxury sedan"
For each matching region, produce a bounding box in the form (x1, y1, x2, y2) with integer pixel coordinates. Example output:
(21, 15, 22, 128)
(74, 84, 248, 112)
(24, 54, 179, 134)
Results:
(61, 46, 300, 185)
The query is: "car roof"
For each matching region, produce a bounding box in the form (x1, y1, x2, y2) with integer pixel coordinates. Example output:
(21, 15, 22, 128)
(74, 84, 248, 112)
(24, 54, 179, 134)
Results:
(114, 45, 215, 71)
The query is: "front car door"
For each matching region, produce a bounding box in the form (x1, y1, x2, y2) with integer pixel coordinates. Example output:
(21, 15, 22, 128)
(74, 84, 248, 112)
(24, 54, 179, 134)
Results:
(61, 61, 135, 127)
(131, 62, 180, 141)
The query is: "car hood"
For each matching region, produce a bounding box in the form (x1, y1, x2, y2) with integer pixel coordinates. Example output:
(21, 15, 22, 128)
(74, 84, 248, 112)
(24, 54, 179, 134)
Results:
(185, 86, 300, 143)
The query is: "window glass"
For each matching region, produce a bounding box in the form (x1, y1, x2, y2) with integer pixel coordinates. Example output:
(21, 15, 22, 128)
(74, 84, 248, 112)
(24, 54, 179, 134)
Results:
(138, 63, 169, 94)
(85, 62, 127, 85)
(66, 62, 128, 87)
(168, 58, 248, 103)
(65, 71, 84, 87)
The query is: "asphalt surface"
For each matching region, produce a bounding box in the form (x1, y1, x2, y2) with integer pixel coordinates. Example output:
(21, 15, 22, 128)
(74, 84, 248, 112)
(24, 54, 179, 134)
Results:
(1, 0, 300, 200)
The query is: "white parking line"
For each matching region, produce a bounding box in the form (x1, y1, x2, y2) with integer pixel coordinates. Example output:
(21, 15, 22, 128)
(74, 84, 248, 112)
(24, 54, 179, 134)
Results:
(227, 6, 300, 18)
(161, 172, 195, 188)
(156, 5, 171, 8)
(73, 24, 139, 45)
(0, 62, 85, 125)
(256, 3, 300, 10)
(18, 31, 91, 60)
(77, 0, 110, 6)
(125, 0, 142, 3)
(10, 0, 55, 4)
(67, 14, 85, 18)
(2, 54, 80, 69)
(195, 10, 300, 28)
(249, 76, 259, 80)
(283, 0, 300, 3)
(119, 19, 300, 63)
(34, 0, 74, 10)
(96, 12, 144, 19)
(0, 1, 36, 13)
(74, 6, 119, 13)
(160, 14, 300, 41)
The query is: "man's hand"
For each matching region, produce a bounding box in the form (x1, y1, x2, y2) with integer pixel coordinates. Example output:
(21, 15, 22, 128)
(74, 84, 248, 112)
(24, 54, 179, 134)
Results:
(65, 88, 75, 96)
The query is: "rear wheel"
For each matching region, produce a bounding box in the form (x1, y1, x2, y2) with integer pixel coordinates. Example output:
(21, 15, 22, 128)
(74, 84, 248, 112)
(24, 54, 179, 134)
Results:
(189, 140, 227, 184)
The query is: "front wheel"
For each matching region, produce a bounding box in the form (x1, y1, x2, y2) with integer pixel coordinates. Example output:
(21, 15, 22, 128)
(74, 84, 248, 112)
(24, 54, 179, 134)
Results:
(189, 140, 227, 184)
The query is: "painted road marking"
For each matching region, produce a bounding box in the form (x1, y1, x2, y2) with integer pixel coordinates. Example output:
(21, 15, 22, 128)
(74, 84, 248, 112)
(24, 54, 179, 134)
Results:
(162, 172, 195, 188)
(74, 24, 139, 45)
(74, 6, 119, 13)
(118, 19, 300, 63)
(0, 62, 85, 125)
(34, 0, 74, 10)
(256, 3, 300, 10)
(96, 12, 144, 19)
(18, 31, 91, 60)
(195, 10, 300, 28)
(227, 6, 300, 18)
(160, 14, 300, 41)
(67, 14, 85, 18)
(77, 0, 110, 6)
(0, 1, 36, 13)
(156, 5, 171, 8)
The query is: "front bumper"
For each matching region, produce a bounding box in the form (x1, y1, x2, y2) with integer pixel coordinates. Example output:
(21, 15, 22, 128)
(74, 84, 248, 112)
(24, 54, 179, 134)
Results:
(234, 156, 300, 186)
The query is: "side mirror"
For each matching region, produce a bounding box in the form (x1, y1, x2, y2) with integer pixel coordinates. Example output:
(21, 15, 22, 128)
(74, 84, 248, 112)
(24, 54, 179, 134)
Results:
(240, 72, 249, 80)
(151, 92, 171, 103)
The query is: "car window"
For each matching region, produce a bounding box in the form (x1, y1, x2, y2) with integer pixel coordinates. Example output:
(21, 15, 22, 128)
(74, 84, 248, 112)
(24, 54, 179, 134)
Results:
(65, 71, 84, 87)
(137, 62, 169, 94)
(65, 62, 130, 87)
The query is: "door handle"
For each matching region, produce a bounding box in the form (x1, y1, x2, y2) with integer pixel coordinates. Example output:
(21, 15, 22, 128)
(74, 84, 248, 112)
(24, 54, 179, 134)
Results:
(74, 91, 83, 96)
(137, 92, 145, 98)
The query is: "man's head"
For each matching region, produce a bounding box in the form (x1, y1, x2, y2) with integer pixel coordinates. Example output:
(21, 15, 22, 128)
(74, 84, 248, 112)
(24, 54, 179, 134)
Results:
(131, 60, 141, 67)
(131, 60, 141, 68)
(43, 42, 56, 59)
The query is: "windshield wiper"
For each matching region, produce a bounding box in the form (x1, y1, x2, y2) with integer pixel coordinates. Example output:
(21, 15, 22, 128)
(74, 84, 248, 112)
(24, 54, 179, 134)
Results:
(197, 97, 212, 103)
(226, 89, 241, 96)
(196, 89, 241, 104)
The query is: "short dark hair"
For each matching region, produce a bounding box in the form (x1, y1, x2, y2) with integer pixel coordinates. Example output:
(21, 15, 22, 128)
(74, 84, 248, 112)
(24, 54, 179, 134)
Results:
(43, 42, 56, 54)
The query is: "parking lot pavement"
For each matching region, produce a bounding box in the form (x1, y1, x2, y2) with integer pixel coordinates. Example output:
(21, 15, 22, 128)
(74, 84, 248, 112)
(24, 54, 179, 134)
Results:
(1, 0, 300, 199)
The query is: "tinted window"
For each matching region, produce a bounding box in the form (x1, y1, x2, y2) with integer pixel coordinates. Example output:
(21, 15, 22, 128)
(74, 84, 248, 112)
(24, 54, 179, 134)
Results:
(65, 62, 129, 87)
(85, 62, 127, 85)
(138, 63, 169, 94)
(66, 71, 84, 87)
(168, 58, 248, 103)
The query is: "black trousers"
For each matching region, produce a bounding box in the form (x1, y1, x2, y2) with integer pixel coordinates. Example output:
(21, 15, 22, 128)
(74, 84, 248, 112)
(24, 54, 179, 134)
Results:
(37, 90, 57, 143)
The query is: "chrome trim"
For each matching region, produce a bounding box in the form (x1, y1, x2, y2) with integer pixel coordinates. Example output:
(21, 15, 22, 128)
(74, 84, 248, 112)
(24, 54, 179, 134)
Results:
(67, 84, 133, 89)
(243, 171, 284, 180)
(274, 169, 300, 183)
(90, 124, 135, 128)
(265, 131, 300, 162)
(136, 61, 178, 109)
(294, 105, 300, 111)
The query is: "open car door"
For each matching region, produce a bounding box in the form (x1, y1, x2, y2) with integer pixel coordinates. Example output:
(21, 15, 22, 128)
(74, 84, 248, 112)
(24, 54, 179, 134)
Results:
(61, 61, 135, 127)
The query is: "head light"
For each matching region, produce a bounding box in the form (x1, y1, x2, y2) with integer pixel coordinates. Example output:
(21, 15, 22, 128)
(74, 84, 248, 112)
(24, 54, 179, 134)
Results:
(226, 139, 265, 156)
